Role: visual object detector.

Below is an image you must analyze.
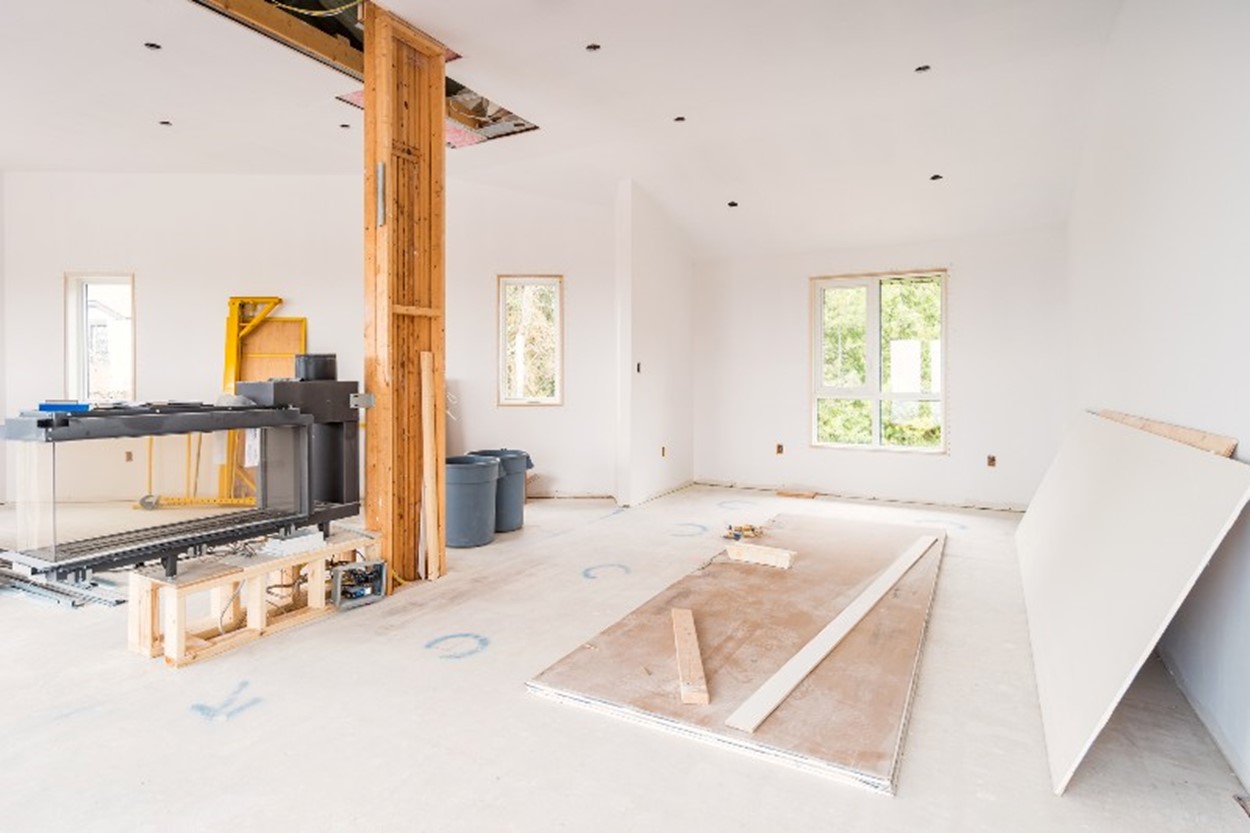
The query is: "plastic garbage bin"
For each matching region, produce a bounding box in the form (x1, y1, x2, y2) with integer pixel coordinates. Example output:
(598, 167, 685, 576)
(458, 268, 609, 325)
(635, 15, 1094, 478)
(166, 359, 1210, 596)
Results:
(467, 448, 534, 532)
(445, 455, 501, 547)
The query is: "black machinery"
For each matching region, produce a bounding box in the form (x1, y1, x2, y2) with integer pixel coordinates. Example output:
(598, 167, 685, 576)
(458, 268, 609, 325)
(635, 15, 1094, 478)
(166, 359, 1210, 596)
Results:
(1, 355, 362, 586)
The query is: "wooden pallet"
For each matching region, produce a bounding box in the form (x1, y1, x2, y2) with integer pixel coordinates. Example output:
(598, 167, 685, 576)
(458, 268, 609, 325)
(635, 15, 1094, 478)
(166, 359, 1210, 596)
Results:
(128, 533, 378, 667)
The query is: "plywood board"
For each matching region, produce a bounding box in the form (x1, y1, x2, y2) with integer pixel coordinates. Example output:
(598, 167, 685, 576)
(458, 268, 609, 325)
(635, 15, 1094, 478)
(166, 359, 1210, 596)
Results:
(1016, 413, 1250, 794)
(725, 535, 939, 733)
(724, 541, 795, 569)
(529, 515, 946, 793)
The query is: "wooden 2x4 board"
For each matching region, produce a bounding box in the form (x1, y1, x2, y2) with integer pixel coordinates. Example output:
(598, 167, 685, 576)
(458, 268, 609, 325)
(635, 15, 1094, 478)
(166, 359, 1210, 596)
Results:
(528, 515, 946, 793)
(1015, 412, 1250, 794)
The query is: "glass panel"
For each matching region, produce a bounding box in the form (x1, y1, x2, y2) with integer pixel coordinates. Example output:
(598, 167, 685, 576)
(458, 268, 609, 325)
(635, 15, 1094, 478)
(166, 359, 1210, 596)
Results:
(881, 400, 943, 449)
(880, 276, 941, 394)
(503, 281, 559, 401)
(821, 285, 867, 388)
(83, 282, 133, 403)
(816, 398, 873, 445)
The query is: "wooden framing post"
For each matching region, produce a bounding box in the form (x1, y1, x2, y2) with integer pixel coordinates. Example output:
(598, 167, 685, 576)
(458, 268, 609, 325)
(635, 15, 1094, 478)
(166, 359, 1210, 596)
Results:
(363, 2, 448, 583)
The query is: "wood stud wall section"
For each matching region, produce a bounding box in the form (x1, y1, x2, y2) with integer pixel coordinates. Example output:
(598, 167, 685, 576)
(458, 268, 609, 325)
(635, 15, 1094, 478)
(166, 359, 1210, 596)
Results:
(364, 2, 448, 583)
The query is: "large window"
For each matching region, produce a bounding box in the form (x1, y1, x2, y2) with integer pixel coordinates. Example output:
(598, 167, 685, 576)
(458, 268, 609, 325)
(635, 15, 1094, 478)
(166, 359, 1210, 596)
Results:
(811, 271, 944, 450)
(66, 275, 135, 403)
(498, 275, 563, 405)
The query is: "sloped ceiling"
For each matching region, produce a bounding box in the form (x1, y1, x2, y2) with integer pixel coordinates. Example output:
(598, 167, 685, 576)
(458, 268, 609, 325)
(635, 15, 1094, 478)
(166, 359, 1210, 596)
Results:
(0, 0, 1125, 257)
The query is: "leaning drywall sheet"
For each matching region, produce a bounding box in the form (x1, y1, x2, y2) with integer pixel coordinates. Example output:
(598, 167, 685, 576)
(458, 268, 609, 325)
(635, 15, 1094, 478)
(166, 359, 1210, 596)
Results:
(1016, 412, 1250, 794)
(528, 515, 945, 794)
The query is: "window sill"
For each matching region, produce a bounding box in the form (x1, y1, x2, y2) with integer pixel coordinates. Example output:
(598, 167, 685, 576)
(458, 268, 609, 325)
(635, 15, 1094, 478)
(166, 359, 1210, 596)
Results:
(498, 400, 563, 408)
(810, 441, 948, 456)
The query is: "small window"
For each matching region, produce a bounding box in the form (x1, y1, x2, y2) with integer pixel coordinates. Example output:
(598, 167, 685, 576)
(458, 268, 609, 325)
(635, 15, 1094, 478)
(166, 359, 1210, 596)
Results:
(498, 275, 563, 405)
(811, 271, 945, 450)
(66, 275, 135, 403)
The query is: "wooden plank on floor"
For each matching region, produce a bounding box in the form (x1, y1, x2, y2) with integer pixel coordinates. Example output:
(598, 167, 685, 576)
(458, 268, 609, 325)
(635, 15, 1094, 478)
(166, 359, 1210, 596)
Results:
(1016, 413, 1250, 794)
(529, 515, 946, 794)
(725, 535, 938, 733)
(724, 541, 796, 569)
(1097, 409, 1237, 457)
(671, 608, 709, 705)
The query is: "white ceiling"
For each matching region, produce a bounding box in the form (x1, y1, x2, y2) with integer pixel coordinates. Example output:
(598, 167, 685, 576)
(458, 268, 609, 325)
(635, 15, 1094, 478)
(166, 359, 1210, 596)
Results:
(0, 0, 1125, 257)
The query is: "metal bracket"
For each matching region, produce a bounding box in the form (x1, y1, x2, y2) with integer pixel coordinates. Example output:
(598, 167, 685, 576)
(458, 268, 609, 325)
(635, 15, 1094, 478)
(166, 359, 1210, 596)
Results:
(350, 392, 376, 409)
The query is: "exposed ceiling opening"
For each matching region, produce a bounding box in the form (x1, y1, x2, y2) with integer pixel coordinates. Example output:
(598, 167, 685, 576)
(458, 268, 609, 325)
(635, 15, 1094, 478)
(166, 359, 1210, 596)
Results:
(194, 0, 537, 149)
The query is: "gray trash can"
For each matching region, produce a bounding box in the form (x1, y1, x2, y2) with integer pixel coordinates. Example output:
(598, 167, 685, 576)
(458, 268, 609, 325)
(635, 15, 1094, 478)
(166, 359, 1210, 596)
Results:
(468, 448, 534, 532)
(445, 455, 501, 547)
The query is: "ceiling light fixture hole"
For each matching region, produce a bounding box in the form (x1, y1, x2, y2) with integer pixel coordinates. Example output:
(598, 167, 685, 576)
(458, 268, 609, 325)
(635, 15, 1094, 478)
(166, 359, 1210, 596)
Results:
(159, 120, 172, 126)
(914, 64, 931, 73)
(340, 123, 350, 129)
(674, 116, 686, 122)
(727, 201, 739, 208)
(144, 42, 162, 50)
(585, 43, 601, 52)
(929, 173, 943, 181)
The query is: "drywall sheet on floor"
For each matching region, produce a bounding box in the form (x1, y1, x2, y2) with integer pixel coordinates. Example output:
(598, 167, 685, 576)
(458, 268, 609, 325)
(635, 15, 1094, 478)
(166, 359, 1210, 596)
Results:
(528, 515, 945, 793)
(1016, 412, 1250, 794)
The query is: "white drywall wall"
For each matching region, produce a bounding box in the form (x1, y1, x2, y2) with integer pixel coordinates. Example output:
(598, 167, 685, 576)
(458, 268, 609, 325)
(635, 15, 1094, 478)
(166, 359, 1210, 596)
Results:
(614, 182, 695, 506)
(1066, 0, 1250, 787)
(1, 172, 363, 503)
(445, 180, 616, 498)
(693, 228, 1068, 510)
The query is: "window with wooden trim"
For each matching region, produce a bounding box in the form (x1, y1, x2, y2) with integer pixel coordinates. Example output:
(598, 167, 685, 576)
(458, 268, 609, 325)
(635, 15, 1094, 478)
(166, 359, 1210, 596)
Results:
(811, 271, 945, 450)
(66, 274, 135, 403)
(498, 275, 563, 405)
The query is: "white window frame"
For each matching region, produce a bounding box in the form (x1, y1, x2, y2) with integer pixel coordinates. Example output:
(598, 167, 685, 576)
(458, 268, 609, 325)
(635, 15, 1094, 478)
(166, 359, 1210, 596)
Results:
(809, 270, 947, 453)
(65, 273, 136, 402)
(497, 274, 564, 406)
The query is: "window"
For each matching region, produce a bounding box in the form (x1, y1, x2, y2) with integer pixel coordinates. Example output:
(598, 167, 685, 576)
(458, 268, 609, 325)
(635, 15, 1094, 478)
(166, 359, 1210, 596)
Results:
(811, 271, 944, 450)
(66, 275, 135, 403)
(498, 275, 563, 405)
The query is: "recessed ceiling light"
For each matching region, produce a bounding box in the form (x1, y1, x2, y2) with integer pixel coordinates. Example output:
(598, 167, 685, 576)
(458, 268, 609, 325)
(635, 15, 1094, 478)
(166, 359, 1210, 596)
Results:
(727, 200, 739, 207)
(585, 43, 601, 52)
(339, 123, 350, 129)
(929, 173, 943, 181)
(674, 116, 686, 122)
(144, 42, 162, 50)
(159, 120, 172, 126)
(914, 64, 931, 73)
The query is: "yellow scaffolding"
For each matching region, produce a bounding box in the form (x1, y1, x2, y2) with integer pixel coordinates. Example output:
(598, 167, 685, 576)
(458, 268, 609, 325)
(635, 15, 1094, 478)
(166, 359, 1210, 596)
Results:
(138, 296, 305, 510)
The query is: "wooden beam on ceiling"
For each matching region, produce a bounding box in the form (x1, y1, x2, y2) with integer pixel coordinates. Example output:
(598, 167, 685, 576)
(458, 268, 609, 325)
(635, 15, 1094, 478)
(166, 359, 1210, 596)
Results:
(191, 0, 365, 80)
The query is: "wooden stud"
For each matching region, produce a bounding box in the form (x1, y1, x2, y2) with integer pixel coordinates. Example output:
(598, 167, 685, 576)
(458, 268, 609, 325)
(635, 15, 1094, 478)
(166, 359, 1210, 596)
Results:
(725, 536, 939, 733)
(162, 587, 187, 664)
(308, 558, 327, 610)
(725, 542, 797, 569)
(421, 351, 444, 579)
(1097, 410, 1238, 457)
(127, 573, 161, 657)
(671, 608, 710, 705)
(246, 575, 268, 632)
(364, 2, 447, 584)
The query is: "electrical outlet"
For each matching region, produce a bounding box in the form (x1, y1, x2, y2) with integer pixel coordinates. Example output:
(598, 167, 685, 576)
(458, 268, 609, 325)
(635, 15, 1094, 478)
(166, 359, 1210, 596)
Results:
(125, 451, 134, 462)
(987, 454, 997, 468)
(661, 446, 667, 458)
(776, 443, 784, 455)
(636, 362, 642, 373)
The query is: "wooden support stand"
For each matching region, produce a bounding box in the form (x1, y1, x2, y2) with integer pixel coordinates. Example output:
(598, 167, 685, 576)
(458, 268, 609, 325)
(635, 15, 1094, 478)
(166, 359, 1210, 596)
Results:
(127, 534, 377, 668)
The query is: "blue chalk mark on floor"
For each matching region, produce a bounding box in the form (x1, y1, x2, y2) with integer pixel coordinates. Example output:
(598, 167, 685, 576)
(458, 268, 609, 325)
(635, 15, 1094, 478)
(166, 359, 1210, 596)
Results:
(191, 681, 262, 722)
(914, 518, 968, 531)
(582, 563, 631, 580)
(671, 523, 709, 537)
(425, 633, 490, 659)
(718, 500, 756, 509)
